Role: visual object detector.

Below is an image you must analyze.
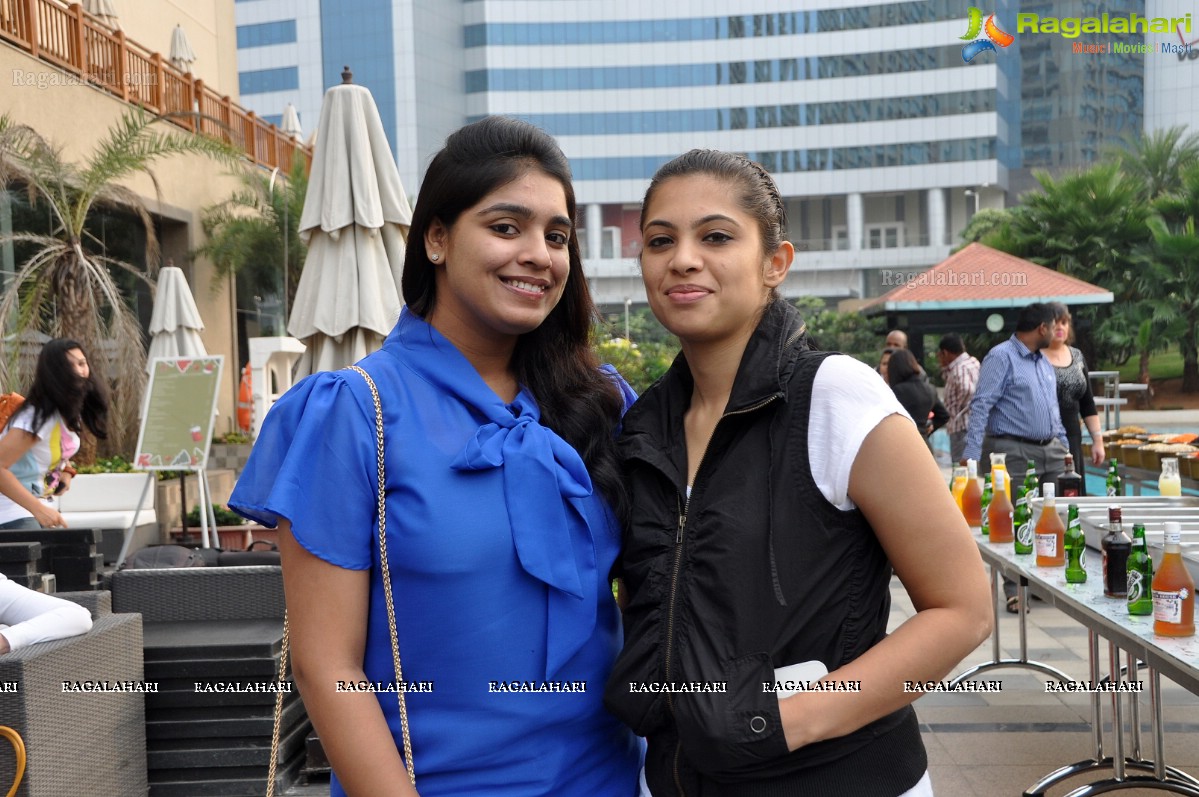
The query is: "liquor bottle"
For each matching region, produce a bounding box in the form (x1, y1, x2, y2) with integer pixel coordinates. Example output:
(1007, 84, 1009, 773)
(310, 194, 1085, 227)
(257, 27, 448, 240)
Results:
(1101, 505, 1132, 598)
(1159, 457, 1182, 497)
(1022, 460, 1039, 501)
(961, 459, 983, 527)
(1152, 521, 1195, 636)
(979, 474, 993, 537)
(1064, 503, 1086, 583)
(1058, 455, 1082, 498)
(1106, 459, 1123, 497)
(951, 465, 969, 509)
(1035, 483, 1065, 567)
(1013, 479, 1033, 555)
(987, 469, 1014, 543)
(1126, 523, 1154, 616)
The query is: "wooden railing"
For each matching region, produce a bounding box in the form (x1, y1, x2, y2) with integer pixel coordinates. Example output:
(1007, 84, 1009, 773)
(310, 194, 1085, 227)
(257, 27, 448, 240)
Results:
(0, 0, 311, 172)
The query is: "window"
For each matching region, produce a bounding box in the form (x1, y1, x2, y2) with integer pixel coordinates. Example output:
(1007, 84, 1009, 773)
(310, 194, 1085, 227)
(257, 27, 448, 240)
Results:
(236, 20, 297, 49)
(239, 67, 299, 95)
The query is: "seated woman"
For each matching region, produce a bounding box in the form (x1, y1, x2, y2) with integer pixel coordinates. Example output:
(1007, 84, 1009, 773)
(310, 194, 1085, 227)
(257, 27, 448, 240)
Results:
(0, 573, 93, 654)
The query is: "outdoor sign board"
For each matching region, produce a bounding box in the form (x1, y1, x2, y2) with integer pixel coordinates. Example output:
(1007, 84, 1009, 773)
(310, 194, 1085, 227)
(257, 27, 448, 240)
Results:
(135, 356, 224, 470)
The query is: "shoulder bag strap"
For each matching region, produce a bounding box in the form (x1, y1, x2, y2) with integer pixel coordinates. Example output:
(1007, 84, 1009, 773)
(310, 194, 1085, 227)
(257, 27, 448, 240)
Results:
(267, 365, 415, 794)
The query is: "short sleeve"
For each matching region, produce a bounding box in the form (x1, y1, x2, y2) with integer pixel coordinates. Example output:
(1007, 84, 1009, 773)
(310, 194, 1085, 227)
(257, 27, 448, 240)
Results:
(807, 355, 908, 511)
(228, 372, 376, 570)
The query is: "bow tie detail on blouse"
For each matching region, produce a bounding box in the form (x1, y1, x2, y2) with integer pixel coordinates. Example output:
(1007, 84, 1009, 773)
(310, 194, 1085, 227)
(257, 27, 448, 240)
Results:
(451, 396, 600, 677)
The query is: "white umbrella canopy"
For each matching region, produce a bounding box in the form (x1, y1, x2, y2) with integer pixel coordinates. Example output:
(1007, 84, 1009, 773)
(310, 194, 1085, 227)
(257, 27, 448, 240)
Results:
(169, 24, 196, 72)
(83, 0, 119, 28)
(288, 66, 412, 377)
(281, 103, 303, 140)
(146, 265, 206, 374)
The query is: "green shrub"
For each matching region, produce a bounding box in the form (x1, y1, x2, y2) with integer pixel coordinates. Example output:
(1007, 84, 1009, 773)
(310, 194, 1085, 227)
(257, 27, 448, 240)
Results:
(186, 503, 246, 526)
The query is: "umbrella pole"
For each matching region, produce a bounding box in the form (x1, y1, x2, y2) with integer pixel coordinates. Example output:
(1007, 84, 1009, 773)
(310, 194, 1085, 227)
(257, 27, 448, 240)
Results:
(179, 472, 191, 544)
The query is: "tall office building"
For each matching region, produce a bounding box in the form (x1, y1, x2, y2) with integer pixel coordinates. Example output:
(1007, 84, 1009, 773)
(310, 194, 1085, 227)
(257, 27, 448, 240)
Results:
(236, 1, 1179, 308)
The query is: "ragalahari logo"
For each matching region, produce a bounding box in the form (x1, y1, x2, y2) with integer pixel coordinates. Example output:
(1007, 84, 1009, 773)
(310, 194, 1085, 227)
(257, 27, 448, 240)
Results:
(961, 7, 1014, 62)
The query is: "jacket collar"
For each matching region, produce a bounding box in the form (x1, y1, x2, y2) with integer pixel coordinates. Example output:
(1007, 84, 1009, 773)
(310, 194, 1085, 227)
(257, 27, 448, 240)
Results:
(620, 298, 808, 476)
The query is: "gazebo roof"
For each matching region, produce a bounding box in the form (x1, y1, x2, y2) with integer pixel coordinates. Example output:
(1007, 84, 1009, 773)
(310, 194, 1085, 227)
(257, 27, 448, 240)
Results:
(861, 243, 1113, 314)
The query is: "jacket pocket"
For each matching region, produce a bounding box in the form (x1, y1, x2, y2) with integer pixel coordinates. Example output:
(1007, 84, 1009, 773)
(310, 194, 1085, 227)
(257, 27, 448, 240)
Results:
(672, 650, 791, 776)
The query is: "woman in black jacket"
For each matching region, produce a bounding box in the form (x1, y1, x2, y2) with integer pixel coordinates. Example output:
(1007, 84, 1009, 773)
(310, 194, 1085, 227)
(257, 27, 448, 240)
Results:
(603, 150, 992, 796)
(886, 348, 949, 439)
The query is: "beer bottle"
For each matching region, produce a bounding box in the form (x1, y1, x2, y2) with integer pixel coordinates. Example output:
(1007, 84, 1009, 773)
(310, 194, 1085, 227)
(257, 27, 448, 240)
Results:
(979, 474, 993, 537)
(1152, 521, 1195, 636)
(1034, 483, 1065, 567)
(961, 459, 983, 527)
(1101, 505, 1132, 598)
(1022, 460, 1039, 502)
(1106, 459, 1123, 497)
(1058, 455, 1082, 498)
(1126, 523, 1154, 616)
(987, 469, 1014, 543)
(1013, 478, 1033, 555)
(1064, 503, 1086, 583)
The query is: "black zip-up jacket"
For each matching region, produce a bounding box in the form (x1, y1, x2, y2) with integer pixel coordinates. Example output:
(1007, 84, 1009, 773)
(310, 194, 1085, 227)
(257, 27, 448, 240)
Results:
(604, 299, 926, 796)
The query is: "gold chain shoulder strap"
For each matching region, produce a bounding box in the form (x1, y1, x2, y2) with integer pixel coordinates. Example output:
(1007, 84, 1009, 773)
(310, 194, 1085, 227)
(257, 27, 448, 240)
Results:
(267, 365, 414, 795)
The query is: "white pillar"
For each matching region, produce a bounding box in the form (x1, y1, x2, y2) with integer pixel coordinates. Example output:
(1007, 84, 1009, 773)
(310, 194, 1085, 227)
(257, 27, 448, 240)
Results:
(847, 193, 863, 251)
(585, 203, 602, 262)
(927, 188, 946, 247)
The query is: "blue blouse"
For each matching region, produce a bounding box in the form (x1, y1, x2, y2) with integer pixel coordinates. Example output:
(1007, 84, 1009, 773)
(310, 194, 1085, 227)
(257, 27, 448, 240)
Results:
(230, 309, 640, 796)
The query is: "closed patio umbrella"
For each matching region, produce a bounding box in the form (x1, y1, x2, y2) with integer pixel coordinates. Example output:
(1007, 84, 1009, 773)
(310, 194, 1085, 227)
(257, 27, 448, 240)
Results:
(83, 0, 119, 28)
(287, 66, 411, 376)
(146, 265, 206, 374)
(169, 24, 196, 72)
(281, 103, 302, 140)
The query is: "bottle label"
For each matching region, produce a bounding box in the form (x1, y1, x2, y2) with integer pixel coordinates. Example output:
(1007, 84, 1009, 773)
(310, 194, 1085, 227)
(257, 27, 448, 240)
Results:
(1107, 486, 1117, 497)
(1016, 521, 1033, 547)
(1127, 570, 1145, 603)
(1153, 588, 1189, 624)
(1079, 546, 1086, 569)
(1035, 534, 1057, 558)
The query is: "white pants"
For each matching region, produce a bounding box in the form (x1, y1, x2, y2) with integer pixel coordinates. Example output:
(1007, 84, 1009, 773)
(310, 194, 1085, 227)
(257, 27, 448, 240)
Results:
(637, 767, 933, 796)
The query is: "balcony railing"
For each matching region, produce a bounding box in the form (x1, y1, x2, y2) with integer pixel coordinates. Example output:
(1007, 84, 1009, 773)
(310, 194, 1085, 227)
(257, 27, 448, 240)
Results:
(0, 0, 310, 172)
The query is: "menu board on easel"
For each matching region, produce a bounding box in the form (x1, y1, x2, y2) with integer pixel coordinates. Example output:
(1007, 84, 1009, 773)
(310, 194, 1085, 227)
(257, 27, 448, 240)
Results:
(134, 356, 225, 470)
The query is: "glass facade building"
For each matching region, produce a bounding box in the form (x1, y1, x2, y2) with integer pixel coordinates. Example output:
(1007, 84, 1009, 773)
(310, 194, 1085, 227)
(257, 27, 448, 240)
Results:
(234, 0, 1167, 303)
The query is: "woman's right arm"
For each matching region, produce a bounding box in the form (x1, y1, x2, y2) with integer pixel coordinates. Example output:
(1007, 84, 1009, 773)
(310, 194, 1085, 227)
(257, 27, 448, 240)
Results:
(0, 428, 66, 528)
(278, 520, 418, 797)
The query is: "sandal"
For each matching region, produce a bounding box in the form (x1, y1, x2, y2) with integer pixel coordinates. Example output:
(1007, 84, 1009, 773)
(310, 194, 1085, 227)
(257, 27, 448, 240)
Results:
(1003, 580, 1031, 613)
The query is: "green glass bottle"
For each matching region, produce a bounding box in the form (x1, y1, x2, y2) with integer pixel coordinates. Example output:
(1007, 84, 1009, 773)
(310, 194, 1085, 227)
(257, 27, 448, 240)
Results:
(1013, 481, 1034, 555)
(1065, 503, 1087, 583)
(1126, 523, 1154, 615)
(1023, 459, 1040, 501)
(979, 474, 993, 537)
(1106, 459, 1123, 497)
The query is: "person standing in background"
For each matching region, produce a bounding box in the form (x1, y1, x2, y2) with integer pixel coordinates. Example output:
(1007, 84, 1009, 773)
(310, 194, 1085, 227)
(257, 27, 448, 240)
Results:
(938, 334, 981, 464)
(1044, 302, 1104, 492)
(886, 329, 908, 349)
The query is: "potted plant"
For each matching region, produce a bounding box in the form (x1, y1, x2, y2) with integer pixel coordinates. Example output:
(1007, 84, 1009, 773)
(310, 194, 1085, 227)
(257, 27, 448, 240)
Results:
(209, 431, 254, 477)
(172, 503, 262, 550)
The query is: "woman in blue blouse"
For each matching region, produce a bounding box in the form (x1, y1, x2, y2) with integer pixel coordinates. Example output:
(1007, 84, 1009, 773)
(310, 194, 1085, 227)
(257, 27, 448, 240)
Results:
(230, 117, 641, 796)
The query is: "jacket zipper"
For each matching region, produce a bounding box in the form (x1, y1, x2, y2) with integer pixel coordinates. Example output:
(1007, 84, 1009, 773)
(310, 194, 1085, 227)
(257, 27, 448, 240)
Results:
(662, 392, 781, 796)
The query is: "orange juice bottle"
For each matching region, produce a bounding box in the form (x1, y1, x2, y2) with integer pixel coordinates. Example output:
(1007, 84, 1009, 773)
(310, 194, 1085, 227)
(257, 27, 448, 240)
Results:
(988, 469, 1014, 543)
(961, 459, 983, 526)
(990, 453, 1011, 501)
(1153, 521, 1195, 637)
(1034, 483, 1065, 567)
(951, 466, 969, 509)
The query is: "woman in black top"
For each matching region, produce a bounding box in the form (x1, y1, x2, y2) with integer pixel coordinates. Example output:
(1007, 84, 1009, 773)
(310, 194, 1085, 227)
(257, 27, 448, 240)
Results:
(886, 349, 948, 439)
(1044, 302, 1105, 492)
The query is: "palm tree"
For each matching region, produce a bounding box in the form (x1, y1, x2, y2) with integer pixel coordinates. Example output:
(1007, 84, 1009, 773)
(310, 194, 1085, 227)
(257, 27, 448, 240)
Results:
(0, 109, 239, 456)
(1148, 164, 1199, 393)
(1113, 125, 1199, 201)
(194, 151, 307, 326)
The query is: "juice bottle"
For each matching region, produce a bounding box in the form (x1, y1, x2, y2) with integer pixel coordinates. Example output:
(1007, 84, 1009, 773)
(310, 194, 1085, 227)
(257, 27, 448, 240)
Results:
(1034, 483, 1065, 567)
(987, 469, 1014, 543)
(1159, 457, 1182, 497)
(961, 459, 983, 526)
(951, 466, 969, 509)
(990, 453, 1010, 501)
(1152, 521, 1195, 636)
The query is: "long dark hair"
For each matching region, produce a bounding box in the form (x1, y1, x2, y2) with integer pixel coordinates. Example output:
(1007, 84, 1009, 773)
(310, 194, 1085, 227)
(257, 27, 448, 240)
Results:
(402, 116, 626, 519)
(21, 338, 109, 439)
(887, 348, 923, 385)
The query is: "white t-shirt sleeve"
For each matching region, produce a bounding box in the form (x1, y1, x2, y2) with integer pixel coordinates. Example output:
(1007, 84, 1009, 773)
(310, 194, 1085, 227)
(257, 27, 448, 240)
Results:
(808, 355, 910, 511)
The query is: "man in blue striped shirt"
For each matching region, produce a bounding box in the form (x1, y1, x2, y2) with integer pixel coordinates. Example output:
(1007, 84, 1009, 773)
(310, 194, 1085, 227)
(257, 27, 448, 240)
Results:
(963, 303, 1071, 483)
